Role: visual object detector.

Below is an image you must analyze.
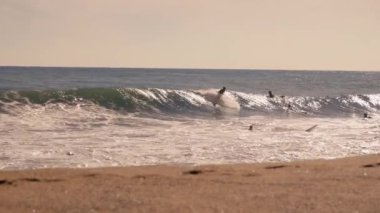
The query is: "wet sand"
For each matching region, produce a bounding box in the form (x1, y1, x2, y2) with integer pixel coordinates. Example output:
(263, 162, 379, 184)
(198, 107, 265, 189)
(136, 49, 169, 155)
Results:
(0, 154, 379, 213)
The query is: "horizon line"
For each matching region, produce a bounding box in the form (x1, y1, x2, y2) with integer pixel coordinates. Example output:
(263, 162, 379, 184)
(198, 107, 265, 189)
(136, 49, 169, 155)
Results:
(0, 65, 379, 73)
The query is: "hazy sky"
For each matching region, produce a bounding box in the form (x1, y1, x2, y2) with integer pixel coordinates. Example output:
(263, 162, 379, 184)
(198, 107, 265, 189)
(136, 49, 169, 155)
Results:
(1, 0, 379, 71)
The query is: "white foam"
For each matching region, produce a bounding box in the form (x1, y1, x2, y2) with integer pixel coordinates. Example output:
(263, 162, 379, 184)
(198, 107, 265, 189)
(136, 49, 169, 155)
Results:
(197, 89, 240, 110)
(366, 94, 380, 107)
(1, 105, 379, 170)
(289, 96, 322, 111)
(135, 89, 160, 102)
(175, 90, 208, 106)
(349, 95, 372, 109)
(234, 92, 274, 109)
(155, 88, 169, 101)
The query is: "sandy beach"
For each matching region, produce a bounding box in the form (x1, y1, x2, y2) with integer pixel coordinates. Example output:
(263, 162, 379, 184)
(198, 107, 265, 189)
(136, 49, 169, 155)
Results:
(0, 154, 379, 213)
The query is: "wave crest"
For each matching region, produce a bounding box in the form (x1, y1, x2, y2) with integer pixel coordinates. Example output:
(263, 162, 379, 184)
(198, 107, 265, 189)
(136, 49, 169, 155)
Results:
(0, 88, 379, 117)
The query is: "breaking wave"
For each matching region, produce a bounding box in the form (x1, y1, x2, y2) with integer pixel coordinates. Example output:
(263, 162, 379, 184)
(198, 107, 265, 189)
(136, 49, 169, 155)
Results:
(0, 88, 379, 117)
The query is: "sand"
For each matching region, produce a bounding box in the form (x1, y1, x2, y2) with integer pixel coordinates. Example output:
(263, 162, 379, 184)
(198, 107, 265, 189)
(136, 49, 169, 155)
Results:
(0, 154, 379, 213)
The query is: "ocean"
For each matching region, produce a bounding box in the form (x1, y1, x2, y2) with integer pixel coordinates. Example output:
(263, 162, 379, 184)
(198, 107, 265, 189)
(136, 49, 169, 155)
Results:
(0, 66, 379, 170)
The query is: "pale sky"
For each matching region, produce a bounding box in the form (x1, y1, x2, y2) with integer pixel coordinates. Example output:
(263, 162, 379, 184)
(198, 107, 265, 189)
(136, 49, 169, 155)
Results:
(1, 0, 379, 71)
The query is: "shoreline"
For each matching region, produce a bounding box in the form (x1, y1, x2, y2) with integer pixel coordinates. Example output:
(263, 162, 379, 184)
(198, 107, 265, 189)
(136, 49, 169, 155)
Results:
(1, 154, 379, 212)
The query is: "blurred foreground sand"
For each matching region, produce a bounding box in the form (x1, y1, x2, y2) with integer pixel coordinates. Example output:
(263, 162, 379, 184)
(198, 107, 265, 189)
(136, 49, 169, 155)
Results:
(0, 154, 379, 212)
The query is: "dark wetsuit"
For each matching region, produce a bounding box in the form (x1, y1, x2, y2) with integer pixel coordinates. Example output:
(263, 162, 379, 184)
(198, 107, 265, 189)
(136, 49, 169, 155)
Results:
(218, 87, 226, 95)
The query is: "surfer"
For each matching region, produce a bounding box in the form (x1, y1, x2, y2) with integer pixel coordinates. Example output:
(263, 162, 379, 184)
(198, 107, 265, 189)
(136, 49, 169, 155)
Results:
(218, 86, 226, 95)
(286, 103, 292, 111)
(249, 125, 253, 131)
(363, 113, 372, 119)
(268, 90, 275, 98)
(199, 86, 239, 109)
(213, 86, 226, 106)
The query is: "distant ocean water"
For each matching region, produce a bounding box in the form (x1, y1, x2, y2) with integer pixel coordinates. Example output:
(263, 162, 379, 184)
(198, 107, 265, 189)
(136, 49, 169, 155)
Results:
(0, 66, 379, 170)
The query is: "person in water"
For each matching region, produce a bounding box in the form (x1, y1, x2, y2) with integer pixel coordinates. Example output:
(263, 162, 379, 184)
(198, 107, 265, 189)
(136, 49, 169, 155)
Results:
(363, 113, 372, 119)
(268, 90, 275, 98)
(218, 86, 226, 95)
(213, 86, 226, 106)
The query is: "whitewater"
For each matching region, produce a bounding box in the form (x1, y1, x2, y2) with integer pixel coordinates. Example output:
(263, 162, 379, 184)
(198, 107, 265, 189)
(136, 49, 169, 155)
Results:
(0, 67, 379, 170)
